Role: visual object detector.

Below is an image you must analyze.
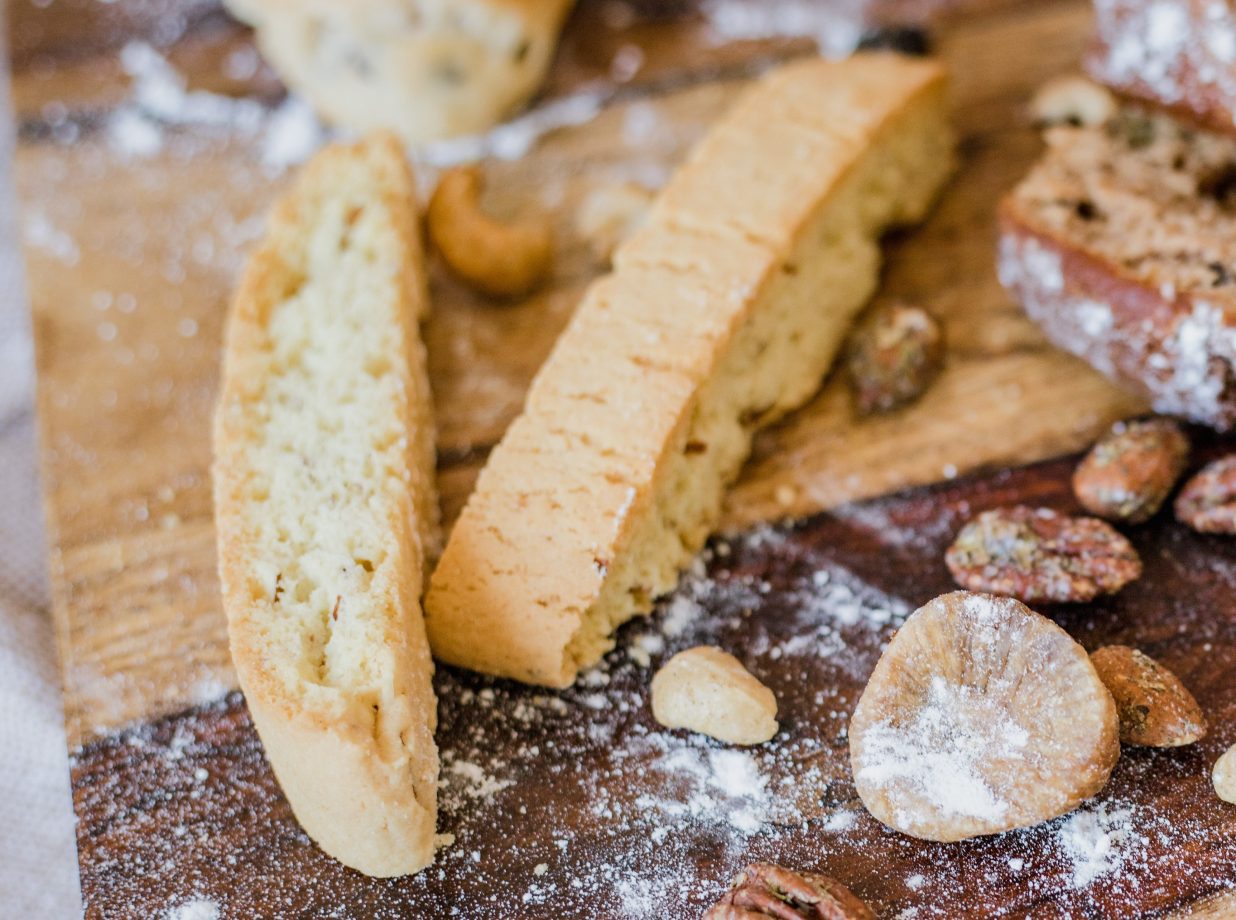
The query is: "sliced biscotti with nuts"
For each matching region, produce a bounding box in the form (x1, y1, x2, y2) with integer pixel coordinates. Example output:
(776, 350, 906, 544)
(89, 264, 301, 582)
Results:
(213, 132, 439, 877)
(425, 54, 955, 687)
(998, 109, 1236, 430)
(1087, 0, 1236, 137)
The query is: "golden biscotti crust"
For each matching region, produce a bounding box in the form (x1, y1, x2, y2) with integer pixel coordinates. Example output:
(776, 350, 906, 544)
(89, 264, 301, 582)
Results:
(424, 54, 955, 687)
(213, 132, 440, 877)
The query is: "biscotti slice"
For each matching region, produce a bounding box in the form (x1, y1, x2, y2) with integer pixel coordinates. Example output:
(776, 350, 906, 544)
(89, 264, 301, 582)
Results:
(425, 54, 955, 687)
(999, 109, 1236, 430)
(1087, 0, 1236, 137)
(213, 132, 440, 877)
(224, 0, 575, 142)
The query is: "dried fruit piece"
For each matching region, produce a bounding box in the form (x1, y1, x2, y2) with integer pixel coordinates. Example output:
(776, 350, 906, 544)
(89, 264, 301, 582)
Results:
(1072, 418, 1189, 523)
(703, 863, 875, 920)
(845, 302, 944, 415)
(1090, 646, 1206, 747)
(651, 646, 778, 746)
(849, 591, 1120, 842)
(1175, 456, 1236, 534)
(1214, 745, 1236, 804)
(945, 505, 1141, 603)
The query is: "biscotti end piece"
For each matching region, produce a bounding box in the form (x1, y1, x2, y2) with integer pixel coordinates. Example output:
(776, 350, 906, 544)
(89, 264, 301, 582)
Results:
(998, 109, 1236, 430)
(1087, 0, 1236, 137)
(426, 54, 954, 687)
(213, 132, 440, 876)
(224, 0, 575, 142)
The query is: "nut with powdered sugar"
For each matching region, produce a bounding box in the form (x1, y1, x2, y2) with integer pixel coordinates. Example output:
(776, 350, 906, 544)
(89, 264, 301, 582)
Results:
(1175, 455, 1236, 533)
(849, 591, 1120, 842)
(1214, 745, 1236, 804)
(1090, 645, 1206, 747)
(703, 862, 875, 920)
(945, 506, 1142, 603)
(651, 646, 778, 746)
(1072, 417, 1189, 524)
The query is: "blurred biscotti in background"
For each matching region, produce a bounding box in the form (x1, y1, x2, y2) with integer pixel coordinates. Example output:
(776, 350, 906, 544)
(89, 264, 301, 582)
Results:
(224, 0, 576, 142)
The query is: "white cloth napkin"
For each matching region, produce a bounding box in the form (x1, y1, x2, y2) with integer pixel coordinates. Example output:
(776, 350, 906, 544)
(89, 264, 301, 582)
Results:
(0, 34, 85, 919)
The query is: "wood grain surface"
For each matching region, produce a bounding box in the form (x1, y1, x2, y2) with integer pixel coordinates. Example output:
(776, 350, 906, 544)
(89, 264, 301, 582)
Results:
(13, 0, 1234, 916)
(71, 450, 1236, 918)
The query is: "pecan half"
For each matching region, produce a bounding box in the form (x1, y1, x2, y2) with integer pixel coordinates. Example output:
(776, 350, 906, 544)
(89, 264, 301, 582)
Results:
(1175, 456, 1236, 534)
(703, 863, 875, 920)
(945, 506, 1141, 603)
(1073, 418, 1189, 523)
(1090, 645, 1206, 747)
(846, 302, 943, 415)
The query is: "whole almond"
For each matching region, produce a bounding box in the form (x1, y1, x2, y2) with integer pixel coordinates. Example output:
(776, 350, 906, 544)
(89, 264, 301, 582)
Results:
(1175, 456, 1236, 534)
(1090, 645, 1206, 747)
(945, 506, 1141, 603)
(703, 863, 875, 920)
(1214, 745, 1236, 804)
(1073, 418, 1189, 523)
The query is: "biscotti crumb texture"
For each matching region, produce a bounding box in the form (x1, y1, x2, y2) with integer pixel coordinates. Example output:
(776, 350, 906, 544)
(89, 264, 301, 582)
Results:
(999, 110, 1236, 429)
(425, 54, 955, 687)
(224, 0, 575, 142)
(213, 132, 440, 877)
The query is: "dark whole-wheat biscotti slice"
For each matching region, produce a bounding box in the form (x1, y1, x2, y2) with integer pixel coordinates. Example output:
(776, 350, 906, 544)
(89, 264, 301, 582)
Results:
(998, 109, 1236, 430)
(213, 132, 440, 877)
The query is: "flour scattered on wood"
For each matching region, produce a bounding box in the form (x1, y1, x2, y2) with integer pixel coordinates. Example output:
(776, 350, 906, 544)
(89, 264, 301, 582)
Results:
(164, 898, 219, 920)
(1056, 802, 1146, 888)
(701, 0, 868, 57)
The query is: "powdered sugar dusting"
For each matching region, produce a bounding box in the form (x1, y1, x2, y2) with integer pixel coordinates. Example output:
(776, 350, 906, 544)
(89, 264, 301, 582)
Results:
(165, 898, 220, 920)
(999, 230, 1236, 426)
(1091, 0, 1236, 127)
(1057, 802, 1146, 888)
(701, 0, 868, 57)
(855, 674, 1022, 825)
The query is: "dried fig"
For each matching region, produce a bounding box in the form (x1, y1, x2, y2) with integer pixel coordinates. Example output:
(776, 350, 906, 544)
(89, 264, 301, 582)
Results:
(849, 591, 1119, 842)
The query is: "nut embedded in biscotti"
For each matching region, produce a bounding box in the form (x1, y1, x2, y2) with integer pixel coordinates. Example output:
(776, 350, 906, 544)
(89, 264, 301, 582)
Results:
(1031, 75, 1116, 128)
(575, 181, 655, 264)
(1175, 456, 1236, 534)
(650, 646, 778, 746)
(1072, 418, 1189, 524)
(945, 505, 1141, 603)
(849, 591, 1120, 842)
(1214, 745, 1236, 804)
(845, 302, 943, 415)
(1090, 645, 1207, 747)
(703, 863, 876, 920)
(427, 165, 553, 299)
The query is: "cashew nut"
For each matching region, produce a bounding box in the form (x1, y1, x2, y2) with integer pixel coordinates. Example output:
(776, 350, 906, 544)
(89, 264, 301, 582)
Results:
(1031, 76, 1116, 128)
(427, 165, 553, 299)
(650, 646, 778, 746)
